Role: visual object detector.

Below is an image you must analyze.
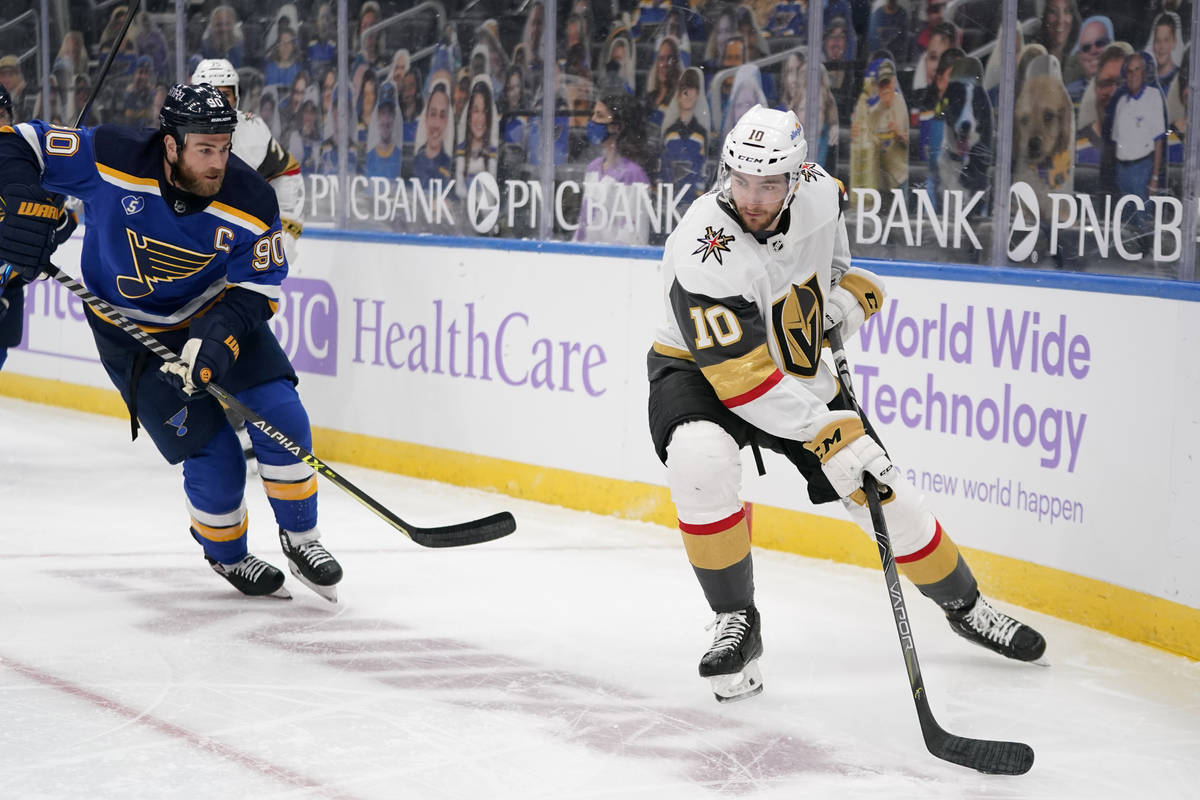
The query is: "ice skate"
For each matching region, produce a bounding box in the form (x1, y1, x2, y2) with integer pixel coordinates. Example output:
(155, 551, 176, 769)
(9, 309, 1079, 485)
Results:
(699, 606, 764, 703)
(947, 594, 1046, 662)
(205, 553, 291, 599)
(279, 527, 343, 603)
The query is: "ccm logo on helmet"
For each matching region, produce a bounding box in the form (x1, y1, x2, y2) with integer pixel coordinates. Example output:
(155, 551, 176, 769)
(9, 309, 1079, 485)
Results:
(736, 154, 765, 163)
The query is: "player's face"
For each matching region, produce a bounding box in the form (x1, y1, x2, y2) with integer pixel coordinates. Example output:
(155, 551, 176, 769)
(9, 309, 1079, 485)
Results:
(730, 169, 788, 232)
(170, 132, 232, 197)
(0, 106, 10, 126)
(216, 85, 236, 108)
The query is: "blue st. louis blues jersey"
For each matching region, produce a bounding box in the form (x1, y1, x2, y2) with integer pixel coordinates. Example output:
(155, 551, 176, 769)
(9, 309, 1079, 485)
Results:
(0, 121, 285, 329)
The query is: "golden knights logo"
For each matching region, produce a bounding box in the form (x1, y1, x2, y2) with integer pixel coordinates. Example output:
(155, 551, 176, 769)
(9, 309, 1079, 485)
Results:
(692, 225, 735, 265)
(798, 163, 825, 183)
(119, 229, 215, 299)
(770, 274, 824, 378)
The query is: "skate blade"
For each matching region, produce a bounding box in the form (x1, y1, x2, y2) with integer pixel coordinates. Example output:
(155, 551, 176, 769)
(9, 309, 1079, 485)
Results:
(267, 585, 293, 600)
(287, 562, 339, 603)
(709, 661, 763, 703)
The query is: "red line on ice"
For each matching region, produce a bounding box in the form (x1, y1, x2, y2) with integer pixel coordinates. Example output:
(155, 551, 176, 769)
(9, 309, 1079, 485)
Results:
(1, 655, 365, 800)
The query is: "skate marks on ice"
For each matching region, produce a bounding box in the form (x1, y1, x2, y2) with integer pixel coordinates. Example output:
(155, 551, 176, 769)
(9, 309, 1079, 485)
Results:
(0, 652, 367, 800)
(15, 563, 871, 795)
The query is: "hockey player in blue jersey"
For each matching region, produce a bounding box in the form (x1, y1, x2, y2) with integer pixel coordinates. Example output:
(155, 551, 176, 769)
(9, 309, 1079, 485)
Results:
(0, 84, 78, 372)
(0, 83, 342, 601)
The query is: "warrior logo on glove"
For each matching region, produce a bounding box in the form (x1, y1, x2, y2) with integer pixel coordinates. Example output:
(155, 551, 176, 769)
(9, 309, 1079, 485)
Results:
(16, 200, 59, 219)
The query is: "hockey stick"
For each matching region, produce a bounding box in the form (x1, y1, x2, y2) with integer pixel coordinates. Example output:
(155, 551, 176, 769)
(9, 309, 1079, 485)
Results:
(74, 0, 142, 127)
(47, 265, 516, 547)
(825, 327, 1034, 776)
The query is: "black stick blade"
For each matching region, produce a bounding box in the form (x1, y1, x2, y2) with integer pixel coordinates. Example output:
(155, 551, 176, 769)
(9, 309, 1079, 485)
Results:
(928, 732, 1034, 775)
(408, 511, 517, 548)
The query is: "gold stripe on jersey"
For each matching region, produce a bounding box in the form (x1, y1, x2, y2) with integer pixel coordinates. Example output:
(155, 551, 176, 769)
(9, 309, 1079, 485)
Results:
(207, 200, 270, 234)
(97, 162, 161, 191)
(85, 289, 231, 333)
(652, 341, 694, 361)
(699, 343, 777, 402)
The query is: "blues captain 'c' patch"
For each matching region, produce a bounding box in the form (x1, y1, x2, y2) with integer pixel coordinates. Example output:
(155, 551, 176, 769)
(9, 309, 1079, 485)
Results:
(166, 406, 189, 437)
(122, 195, 144, 215)
(692, 225, 735, 265)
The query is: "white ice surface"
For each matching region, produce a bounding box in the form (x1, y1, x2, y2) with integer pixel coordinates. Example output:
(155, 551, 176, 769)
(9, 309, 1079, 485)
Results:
(1, 396, 1198, 799)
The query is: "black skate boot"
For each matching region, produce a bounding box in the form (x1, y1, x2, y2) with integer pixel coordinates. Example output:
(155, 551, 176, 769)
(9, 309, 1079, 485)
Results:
(699, 605, 764, 703)
(278, 527, 343, 603)
(947, 594, 1046, 662)
(205, 554, 290, 599)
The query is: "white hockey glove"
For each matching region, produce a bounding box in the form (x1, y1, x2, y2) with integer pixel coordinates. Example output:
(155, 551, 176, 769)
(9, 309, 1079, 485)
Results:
(158, 334, 239, 400)
(281, 217, 303, 267)
(803, 410, 896, 498)
(825, 267, 885, 338)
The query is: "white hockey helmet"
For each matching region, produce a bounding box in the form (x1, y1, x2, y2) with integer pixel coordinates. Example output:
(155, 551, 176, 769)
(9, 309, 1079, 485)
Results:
(191, 58, 240, 108)
(717, 104, 808, 214)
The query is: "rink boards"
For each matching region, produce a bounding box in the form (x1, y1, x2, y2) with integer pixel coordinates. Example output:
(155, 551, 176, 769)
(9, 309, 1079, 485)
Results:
(3, 230, 1198, 659)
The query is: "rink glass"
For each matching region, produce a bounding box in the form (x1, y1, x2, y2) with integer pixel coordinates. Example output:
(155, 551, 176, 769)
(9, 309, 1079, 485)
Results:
(19, 0, 1199, 280)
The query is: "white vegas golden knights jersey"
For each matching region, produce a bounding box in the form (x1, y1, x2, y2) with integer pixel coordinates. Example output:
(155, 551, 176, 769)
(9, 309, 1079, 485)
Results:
(233, 110, 304, 220)
(650, 161, 851, 443)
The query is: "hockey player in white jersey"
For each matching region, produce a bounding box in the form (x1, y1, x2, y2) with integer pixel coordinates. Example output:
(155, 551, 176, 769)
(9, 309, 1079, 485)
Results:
(646, 105, 1046, 703)
(191, 59, 305, 263)
(192, 59, 306, 470)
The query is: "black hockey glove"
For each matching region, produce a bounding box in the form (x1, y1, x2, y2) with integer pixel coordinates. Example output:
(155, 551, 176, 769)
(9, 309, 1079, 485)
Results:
(158, 331, 240, 401)
(0, 184, 63, 281)
(0, 295, 9, 325)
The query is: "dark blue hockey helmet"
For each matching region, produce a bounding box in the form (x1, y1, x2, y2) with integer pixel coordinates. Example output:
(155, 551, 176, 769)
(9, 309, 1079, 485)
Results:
(159, 82, 236, 147)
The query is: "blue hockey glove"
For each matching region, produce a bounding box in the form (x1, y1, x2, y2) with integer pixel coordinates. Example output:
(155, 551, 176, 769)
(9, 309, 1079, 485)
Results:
(0, 184, 63, 280)
(158, 333, 240, 400)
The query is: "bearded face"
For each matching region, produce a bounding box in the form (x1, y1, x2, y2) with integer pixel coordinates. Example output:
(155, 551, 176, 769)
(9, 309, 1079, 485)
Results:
(167, 132, 231, 197)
